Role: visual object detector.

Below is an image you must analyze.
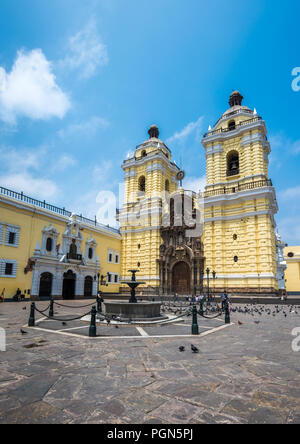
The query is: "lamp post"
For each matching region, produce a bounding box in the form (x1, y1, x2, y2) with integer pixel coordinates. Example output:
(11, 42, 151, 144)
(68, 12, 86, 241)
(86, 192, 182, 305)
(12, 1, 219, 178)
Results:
(212, 270, 216, 301)
(206, 267, 210, 305)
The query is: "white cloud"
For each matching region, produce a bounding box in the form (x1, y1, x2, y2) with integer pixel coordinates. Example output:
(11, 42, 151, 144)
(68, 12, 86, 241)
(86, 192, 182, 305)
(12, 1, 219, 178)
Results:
(60, 19, 108, 79)
(0, 146, 59, 200)
(1, 172, 58, 199)
(54, 154, 77, 172)
(184, 175, 207, 193)
(167, 117, 204, 144)
(279, 185, 300, 200)
(58, 116, 109, 140)
(0, 49, 70, 124)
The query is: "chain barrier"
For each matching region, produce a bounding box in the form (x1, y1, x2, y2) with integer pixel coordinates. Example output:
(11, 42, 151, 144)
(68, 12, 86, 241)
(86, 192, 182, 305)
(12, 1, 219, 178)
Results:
(52, 300, 96, 309)
(34, 306, 92, 322)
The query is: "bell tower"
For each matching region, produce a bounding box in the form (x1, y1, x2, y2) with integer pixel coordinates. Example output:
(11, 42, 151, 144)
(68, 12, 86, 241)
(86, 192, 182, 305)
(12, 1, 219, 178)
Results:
(119, 125, 180, 293)
(202, 92, 279, 295)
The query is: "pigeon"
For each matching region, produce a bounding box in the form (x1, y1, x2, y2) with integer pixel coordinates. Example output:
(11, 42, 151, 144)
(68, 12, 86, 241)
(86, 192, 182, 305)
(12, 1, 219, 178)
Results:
(22, 307, 27, 310)
(254, 320, 260, 324)
(179, 346, 185, 352)
(238, 321, 243, 326)
(115, 325, 119, 329)
(62, 322, 67, 326)
(20, 329, 27, 335)
(191, 344, 199, 353)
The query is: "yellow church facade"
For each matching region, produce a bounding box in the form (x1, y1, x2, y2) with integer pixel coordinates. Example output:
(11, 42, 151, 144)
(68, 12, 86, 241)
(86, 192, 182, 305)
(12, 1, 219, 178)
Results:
(0, 91, 286, 300)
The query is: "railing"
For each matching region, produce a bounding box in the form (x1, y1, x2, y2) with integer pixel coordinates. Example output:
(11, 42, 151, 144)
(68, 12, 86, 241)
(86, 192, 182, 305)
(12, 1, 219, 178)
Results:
(0, 186, 120, 235)
(226, 169, 240, 177)
(201, 179, 273, 198)
(67, 253, 83, 261)
(203, 116, 262, 138)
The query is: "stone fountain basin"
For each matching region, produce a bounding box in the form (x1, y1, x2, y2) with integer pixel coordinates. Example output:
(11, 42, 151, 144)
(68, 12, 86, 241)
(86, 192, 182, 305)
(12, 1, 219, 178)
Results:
(104, 301, 167, 321)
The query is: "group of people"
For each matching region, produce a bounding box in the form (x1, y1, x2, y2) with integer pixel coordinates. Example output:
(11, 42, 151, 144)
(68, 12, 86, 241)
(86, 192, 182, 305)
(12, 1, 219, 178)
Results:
(0, 288, 25, 302)
(177, 290, 230, 311)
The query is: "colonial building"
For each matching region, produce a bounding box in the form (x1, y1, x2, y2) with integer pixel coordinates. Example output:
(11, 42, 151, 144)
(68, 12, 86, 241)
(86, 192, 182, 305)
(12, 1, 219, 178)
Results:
(0, 91, 285, 300)
(0, 189, 121, 300)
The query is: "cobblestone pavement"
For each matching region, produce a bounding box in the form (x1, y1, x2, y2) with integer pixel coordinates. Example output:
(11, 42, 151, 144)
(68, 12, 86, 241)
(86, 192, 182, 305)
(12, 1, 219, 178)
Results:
(0, 300, 299, 424)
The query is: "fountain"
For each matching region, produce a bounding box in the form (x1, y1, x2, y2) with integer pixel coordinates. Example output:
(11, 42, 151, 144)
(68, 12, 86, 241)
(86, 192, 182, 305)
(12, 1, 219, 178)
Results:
(104, 270, 167, 321)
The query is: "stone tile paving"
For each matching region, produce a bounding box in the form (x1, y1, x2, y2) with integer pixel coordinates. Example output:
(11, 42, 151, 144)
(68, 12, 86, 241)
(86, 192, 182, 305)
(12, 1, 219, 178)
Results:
(0, 300, 299, 424)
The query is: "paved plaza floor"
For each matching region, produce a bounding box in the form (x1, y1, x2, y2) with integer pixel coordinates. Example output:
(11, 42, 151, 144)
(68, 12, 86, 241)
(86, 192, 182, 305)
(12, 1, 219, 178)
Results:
(0, 300, 299, 424)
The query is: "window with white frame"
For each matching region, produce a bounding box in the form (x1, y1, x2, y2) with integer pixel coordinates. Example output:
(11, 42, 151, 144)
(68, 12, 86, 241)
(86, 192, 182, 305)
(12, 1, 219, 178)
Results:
(115, 252, 119, 264)
(107, 272, 112, 283)
(5, 225, 20, 247)
(0, 260, 17, 278)
(114, 274, 119, 284)
(0, 224, 3, 244)
(108, 249, 113, 263)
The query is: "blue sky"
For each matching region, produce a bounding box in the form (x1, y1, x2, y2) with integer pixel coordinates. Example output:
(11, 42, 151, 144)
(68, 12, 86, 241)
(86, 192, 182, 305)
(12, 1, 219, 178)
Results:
(0, 0, 299, 244)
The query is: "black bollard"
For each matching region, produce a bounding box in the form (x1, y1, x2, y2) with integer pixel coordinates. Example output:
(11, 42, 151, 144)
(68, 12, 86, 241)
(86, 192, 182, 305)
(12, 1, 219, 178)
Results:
(89, 306, 97, 337)
(225, 301, 231, 324)
(199, 300, 204, 317)
(28, 302, 35, 327)
(192, 305, 199, 335)
(49, 299, 54, 318)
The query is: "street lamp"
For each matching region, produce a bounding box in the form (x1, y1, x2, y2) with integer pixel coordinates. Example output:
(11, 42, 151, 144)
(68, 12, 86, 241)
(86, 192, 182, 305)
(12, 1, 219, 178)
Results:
(212, 271, 216, 300)
(206, 268, 210, 304)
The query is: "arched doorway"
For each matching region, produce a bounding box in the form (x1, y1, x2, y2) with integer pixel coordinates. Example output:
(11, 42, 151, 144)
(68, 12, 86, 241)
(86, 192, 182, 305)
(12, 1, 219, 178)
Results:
(39, 272, 53, 298)
(172, 262, 190, 295)
(84, 276, 93, 298)
(62, 270, 76, 300)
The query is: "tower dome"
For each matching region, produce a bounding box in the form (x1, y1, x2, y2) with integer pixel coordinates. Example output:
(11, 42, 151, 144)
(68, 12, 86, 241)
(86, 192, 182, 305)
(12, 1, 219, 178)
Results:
(229, 91, 244, 107)
(148, 124, 159, 139)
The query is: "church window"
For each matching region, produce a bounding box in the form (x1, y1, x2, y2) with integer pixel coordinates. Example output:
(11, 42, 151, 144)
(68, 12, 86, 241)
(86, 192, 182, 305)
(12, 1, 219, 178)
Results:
(228, 120, 236, 131)
(138, 176, 146, 192)
(233, 234, 238, 240)
(165, 180, 170, 192)
(88, 248, 93, 260)
(46, 238, 53, 252)
(227, 151, 239, 176)
(287, 252, 294, 258)
(141, 150, 147, 157)
(234, 256, 239, 263)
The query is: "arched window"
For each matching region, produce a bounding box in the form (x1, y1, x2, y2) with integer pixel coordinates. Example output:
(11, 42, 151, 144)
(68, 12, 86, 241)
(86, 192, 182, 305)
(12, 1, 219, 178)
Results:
(138, 176, 146, 192)
(88, 248, 93, 260)
(46, 238, 53, 252)
(227, 151, 239, 176)
(165, 179, 170, 192)
(228, 120, 236, 131)
(141, 150, 147, 158)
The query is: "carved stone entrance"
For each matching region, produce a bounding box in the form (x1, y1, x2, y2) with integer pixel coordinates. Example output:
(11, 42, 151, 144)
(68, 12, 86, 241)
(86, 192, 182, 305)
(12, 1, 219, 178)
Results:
(158, 192, 205, 296)
(63, 270, 76, 300)
(172, 262, 190, 294)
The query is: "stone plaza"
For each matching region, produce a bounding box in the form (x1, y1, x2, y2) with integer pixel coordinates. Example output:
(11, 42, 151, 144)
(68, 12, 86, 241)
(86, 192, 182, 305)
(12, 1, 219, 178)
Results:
(0, 299, 299, 424)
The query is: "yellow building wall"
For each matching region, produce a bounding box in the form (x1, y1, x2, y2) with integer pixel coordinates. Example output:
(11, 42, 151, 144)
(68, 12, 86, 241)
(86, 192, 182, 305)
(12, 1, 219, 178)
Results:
(0, 196, 121, 299)
(284, 246, 300, 294)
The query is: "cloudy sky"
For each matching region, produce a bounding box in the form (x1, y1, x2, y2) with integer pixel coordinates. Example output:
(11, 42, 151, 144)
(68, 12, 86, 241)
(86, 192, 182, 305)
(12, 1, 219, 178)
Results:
(0, 0, 299, 244)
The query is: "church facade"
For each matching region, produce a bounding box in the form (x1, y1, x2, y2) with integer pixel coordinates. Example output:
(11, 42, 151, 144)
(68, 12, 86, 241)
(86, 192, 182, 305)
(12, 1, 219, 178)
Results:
(0, 92, 284, 300)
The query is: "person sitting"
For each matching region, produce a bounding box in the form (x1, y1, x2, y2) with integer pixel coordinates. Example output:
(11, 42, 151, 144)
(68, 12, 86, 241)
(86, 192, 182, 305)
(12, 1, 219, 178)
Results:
(0, 288, 5, 302)
(13, 288, 22, 302)
(221, 290, 229, 311)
